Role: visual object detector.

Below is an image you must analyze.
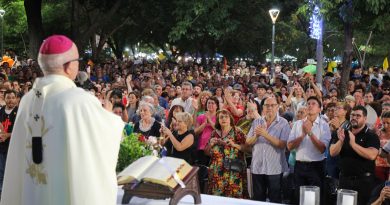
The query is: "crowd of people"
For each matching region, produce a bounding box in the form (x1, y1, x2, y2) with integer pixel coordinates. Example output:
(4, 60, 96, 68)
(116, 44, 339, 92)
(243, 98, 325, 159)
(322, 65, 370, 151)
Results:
(1, 48, 390, 204)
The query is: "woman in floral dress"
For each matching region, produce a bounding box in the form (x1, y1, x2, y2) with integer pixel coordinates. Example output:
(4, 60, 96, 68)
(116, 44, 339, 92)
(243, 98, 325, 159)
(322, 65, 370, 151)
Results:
(205, 109, 248, 198)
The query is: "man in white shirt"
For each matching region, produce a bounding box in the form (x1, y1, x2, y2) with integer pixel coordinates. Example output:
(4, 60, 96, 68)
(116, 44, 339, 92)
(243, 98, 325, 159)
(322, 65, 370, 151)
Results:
(287, 96, 331, 204)
(171, 81, 195, 114)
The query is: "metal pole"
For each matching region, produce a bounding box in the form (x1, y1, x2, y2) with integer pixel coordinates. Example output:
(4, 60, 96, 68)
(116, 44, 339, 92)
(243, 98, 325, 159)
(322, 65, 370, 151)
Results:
(315, 17, 323, 86)
(1, 17, 3, 56)
(271, 23, 275, 77)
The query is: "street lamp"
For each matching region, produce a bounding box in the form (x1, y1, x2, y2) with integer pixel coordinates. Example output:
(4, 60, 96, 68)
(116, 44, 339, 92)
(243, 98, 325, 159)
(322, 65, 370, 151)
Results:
(0, 9, 5, 57)
(269, 9, 280, 78)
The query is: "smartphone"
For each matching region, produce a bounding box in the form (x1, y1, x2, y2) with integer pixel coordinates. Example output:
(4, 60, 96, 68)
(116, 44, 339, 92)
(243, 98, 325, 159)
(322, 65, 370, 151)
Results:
(385, 181, 390, 187)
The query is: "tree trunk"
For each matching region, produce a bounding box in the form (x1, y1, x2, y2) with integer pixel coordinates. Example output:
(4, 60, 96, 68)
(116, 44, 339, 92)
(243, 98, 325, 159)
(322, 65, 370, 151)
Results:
(340, 21, 353, 98)
(108, 37, 123, 60)
(90, 36, 97, 61)
(72, 0, 123, 51)
(24, 0, 44, 60)
(71, 0, 80, 43)
(94, 34, 107, 62)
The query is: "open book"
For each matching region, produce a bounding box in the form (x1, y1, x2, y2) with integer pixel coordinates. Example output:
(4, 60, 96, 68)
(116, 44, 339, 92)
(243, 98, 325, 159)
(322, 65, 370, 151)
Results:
(117, 156, 193, 189)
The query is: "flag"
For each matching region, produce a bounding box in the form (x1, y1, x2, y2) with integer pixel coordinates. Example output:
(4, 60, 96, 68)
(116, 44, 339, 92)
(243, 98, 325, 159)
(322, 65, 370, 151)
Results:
(327, 61, 337, 73)
(384, 57, 389, 71)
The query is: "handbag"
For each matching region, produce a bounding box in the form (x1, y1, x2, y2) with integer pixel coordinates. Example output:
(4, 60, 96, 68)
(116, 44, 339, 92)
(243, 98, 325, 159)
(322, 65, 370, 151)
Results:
(223, 158, 246, 172)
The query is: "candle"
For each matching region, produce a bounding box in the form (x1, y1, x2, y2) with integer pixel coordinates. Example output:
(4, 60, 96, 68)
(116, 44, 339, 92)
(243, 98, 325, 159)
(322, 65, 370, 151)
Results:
(304, 191, 315, 205)
(342, 195, 354, 205)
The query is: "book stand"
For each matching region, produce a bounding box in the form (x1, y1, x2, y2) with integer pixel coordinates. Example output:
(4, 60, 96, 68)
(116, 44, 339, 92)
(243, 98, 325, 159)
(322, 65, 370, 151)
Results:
(121, 167, 202, 205)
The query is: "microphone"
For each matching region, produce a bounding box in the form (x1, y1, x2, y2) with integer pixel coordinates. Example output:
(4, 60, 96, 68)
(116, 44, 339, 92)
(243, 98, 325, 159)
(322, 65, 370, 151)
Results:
(76, 71, 89, 86)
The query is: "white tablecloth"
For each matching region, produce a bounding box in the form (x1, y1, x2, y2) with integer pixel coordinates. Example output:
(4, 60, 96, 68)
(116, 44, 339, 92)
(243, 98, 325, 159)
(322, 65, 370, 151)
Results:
(117, 187, 284, 205)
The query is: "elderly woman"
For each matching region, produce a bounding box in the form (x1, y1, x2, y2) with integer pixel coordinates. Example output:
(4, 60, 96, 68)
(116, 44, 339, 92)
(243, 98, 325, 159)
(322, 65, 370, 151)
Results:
(133, 102, 161, 138)
(205, 110, 248, 198)
(161, 112, 194, 164)
(295, 104, 307, 121)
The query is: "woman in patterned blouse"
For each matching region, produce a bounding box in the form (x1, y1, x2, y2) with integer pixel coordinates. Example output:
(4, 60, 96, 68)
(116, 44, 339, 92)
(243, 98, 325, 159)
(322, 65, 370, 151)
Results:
(205, 109, 248, 198)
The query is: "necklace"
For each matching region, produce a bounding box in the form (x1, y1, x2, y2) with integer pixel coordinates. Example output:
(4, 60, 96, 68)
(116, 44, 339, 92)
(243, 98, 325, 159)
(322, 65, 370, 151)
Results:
(139, 118, 155, 132)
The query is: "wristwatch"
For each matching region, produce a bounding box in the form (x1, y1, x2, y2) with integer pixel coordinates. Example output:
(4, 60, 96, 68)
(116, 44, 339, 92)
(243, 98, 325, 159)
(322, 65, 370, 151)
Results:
(308, 131, 313, 137)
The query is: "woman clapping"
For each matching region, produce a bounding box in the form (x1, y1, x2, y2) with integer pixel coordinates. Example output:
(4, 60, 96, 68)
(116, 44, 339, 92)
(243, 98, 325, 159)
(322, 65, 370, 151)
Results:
(205, 110, 248, 198)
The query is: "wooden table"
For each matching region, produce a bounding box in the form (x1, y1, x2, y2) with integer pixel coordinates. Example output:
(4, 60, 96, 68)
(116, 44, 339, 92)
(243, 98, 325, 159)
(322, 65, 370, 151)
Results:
(121, 167, 201, 205)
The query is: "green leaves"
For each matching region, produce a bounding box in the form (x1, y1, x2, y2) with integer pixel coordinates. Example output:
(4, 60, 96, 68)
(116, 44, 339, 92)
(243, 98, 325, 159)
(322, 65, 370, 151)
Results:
(116, 133, 152, 172)
(365, 0, 388, 14)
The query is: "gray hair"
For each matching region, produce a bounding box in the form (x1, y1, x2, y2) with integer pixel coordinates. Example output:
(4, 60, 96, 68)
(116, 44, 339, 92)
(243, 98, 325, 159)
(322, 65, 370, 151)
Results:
(181, 81, 193, 90)
(295, 104, 307, 116)
(137, 101, 156, 115)
(141, 95, 155, 104)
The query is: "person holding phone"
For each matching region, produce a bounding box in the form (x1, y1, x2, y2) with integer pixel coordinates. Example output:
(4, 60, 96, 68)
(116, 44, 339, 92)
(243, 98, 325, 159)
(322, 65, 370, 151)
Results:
(368, 181, 390, 205)
(160, 112, 194, 164)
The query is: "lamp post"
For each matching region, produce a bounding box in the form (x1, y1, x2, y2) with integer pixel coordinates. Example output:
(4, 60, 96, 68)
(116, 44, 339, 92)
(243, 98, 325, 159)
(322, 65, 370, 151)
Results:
(0, 9, 5, 57)
(269, 9, 280, 78)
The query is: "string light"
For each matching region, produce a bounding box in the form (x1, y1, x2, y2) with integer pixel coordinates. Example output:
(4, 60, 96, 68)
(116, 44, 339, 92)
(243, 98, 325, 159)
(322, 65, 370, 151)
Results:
(309, 1, 322, 40)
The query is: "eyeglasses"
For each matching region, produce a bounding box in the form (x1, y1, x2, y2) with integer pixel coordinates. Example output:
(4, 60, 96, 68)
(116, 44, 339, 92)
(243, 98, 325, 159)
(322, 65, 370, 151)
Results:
(64, 57, 83, 65)
(350, 113, 363, 119)
(263, 104, 277, 108)
(218, 115, 230, 119)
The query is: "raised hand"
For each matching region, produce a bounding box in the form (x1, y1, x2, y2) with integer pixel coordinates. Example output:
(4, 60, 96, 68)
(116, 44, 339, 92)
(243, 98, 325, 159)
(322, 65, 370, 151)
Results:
(255, 125, 268, 137)
(302, 120, 313, 135)
(126, 75, 132, 85)
(337, 127, 345, 142)
(348, 131, 356, 145)
(329, 118, 341, 130)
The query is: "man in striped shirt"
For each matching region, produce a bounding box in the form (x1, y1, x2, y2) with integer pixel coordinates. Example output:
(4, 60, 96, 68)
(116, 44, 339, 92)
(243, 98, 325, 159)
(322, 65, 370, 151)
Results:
(246, 97, 291, 203)
(287, 96, 331, 204)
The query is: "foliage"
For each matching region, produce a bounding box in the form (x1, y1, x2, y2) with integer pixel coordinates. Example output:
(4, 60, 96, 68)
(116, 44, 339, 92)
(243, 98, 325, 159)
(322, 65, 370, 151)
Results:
(116, 131, 152, 172)
(1, 0, 27, 55)
(6, 0, 390, 64)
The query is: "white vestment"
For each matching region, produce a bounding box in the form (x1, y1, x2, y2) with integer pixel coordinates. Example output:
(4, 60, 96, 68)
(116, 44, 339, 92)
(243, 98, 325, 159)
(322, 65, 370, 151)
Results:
(1, 75, 124, 205)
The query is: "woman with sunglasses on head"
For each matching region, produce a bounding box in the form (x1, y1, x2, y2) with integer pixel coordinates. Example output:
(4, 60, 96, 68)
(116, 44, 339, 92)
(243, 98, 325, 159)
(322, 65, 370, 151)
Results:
(205, 109, 248, 198)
